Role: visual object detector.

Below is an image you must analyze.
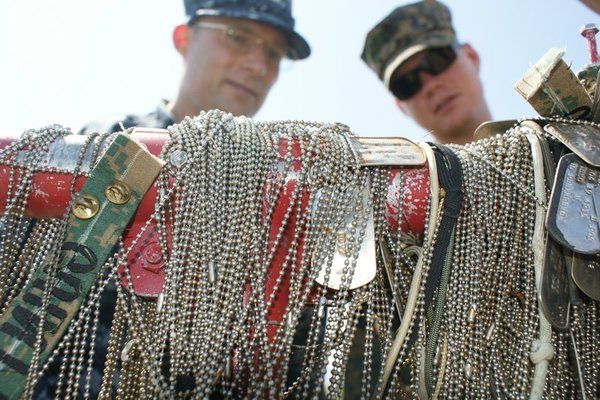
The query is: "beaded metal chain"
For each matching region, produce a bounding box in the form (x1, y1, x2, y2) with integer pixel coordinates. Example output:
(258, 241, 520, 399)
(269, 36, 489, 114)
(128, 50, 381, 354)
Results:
(0, 116, 599, 399)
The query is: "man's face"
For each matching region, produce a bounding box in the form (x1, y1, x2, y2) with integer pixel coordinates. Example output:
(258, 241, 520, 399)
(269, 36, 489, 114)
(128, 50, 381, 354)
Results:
(176, 16, 286, 117)
(393, 44, 487, 143)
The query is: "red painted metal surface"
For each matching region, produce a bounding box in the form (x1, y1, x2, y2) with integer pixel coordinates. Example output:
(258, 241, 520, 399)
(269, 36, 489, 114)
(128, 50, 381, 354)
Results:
(581, 24, 599, 64)
(0, 132, 429, 342)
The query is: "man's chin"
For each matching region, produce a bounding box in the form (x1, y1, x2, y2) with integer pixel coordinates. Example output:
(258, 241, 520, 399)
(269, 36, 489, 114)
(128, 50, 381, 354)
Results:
(214, 99, 259, 117)
(232, 104, 259, 117)
(428, 115, 469, 140)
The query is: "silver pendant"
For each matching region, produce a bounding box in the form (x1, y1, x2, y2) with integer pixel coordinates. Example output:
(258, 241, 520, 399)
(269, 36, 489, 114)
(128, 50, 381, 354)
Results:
(571, 252, 600, 301)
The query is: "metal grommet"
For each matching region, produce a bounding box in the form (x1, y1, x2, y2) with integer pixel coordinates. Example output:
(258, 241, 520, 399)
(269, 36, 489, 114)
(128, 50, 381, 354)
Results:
(105, 180, 131, 205)
(72, 195, 100, 219)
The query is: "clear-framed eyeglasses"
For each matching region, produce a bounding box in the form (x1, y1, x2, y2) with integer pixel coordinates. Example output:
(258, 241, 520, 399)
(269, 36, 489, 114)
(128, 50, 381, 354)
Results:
(193, 21, 290, 70)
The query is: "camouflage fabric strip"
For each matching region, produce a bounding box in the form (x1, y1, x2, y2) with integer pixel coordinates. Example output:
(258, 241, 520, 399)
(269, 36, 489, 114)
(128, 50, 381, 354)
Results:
(0, 133, 163, 399)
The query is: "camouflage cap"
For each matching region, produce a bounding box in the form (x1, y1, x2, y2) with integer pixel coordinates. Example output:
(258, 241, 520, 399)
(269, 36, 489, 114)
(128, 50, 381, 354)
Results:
(361, 0, 456, 89)
(184, 0, 310, 60)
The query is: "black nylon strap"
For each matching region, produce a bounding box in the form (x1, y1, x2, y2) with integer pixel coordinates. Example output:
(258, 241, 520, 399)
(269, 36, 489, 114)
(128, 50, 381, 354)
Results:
(423, 144, 463, 307)
(405, 144, 463, 352)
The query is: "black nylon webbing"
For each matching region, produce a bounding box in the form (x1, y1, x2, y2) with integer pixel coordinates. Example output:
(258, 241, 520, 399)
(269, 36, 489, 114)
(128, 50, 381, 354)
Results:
(405, 144, 463, 352)
(423, 144, 463, 307)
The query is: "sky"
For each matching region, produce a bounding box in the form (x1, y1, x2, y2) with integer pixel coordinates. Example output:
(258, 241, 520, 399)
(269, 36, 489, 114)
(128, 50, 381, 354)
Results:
(0, 1, 597, 141)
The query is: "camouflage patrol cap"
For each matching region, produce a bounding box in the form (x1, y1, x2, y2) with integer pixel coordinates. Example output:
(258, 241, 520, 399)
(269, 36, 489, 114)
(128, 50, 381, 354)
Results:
(184, 0, 310, 60)
(361, 0, 457, 89)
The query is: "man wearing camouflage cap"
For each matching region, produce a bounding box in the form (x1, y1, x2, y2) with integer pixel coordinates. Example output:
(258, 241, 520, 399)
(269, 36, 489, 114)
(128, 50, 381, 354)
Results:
(361, 0, 491, 145)
(81, 0, 310, 134)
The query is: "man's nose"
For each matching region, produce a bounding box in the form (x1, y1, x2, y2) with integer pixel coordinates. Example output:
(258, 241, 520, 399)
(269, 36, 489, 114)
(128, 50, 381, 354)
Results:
(418, 71, 441, 98)
(242, 45, 272, 78)
(419, 71, 437, 87)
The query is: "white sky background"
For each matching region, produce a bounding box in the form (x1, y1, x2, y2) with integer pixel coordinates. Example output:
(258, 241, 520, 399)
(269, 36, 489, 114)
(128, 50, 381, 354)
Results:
(0, 1, 597, 141)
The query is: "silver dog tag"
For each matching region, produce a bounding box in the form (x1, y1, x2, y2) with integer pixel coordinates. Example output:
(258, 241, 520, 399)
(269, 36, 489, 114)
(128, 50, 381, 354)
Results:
(314, 186, 376, 290)
(571, 252, 600, 301)
(547, 153, 600, 254)
(540, 237, 571, 330)
(348, 137, 426, 166)
(545, 123, 600, 167)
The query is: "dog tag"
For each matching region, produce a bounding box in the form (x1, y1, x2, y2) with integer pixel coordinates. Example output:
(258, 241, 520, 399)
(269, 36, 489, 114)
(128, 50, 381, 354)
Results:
(348, 137, 426, 166)
(540, 237, 571, 330)
(547, 153, 600, 254)
(544, 123, 600, 167)
(565, 253, 585, 306)
(314, 186, 376, 290)
(571, 253, 600, 301)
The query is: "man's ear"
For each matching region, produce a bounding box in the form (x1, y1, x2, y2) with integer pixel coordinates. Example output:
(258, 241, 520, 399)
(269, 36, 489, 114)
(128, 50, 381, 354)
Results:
(173, 24, 190, 56)
(394, 97, 409, 116)
(460, 43, 481, 72)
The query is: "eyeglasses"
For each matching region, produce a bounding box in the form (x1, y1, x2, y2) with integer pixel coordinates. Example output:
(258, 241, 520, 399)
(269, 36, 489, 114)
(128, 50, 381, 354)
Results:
(389, 46, 458, 100)
(193, 21, 288, 68)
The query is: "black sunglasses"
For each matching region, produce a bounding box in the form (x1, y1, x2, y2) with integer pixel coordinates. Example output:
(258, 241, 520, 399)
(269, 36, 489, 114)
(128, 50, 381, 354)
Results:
(389, 46, 458, 100)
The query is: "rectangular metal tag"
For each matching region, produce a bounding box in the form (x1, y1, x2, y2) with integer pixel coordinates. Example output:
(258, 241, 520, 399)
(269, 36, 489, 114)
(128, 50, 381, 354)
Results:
(348, 137, 426, 166)
(544, 123, 600, 167)
(540, 237, 570, 330)
(547, 153, 600, 254)
(313, 184, 376, 290)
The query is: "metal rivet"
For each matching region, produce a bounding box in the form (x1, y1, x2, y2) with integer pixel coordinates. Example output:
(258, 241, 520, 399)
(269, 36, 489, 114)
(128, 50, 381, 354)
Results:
(105, 181, 131, 205)
(72, 195, 100, 219)
(141, 242, 163, 265)
(170, 150, 188, 168)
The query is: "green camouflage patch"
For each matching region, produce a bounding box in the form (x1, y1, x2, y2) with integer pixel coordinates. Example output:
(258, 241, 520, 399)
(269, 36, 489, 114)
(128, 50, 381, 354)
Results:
(0, 134, 163, 400)
(578, 64, 600, 99)
(514, 48, 593, 118)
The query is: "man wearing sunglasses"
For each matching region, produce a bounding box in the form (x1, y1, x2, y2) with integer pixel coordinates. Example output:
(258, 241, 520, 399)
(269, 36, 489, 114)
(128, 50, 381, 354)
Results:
(361, 0, 492, 145)
(81, 0, 310, 134)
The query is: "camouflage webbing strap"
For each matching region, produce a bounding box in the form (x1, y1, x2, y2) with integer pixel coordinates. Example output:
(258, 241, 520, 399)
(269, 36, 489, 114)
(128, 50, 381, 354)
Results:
(0, 133, 164, 399)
